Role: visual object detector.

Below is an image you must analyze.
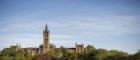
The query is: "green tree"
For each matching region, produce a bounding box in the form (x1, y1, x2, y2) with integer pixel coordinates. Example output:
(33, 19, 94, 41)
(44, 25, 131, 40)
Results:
(1, 46, 16, 56)
(105, 50, 128, 60)
(86, 45, 96, 53)
(32, 54, 51, 60)
(0, 46, 32, 60)
(24, 52, 32, 60)
(95, 49, 108, 60)
(133, 50, 140, 60)
(0, 55, 12, 60)
(14, 54, 26, 60)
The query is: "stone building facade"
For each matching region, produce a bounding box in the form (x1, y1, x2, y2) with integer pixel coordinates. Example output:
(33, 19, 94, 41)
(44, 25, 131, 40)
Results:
(16, 24, 85, 56)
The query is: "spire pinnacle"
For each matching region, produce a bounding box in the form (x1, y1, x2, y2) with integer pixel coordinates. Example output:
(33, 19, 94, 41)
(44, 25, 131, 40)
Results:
(45, 24, 48, 30)
(44, 24, 49, 32)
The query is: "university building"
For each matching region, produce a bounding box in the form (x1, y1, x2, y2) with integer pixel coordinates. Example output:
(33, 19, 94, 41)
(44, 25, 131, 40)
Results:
(15, 24, 85, 56)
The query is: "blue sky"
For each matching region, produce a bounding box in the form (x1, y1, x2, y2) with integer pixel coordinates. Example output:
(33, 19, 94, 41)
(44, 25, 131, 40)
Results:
(0, 0, 140, 54)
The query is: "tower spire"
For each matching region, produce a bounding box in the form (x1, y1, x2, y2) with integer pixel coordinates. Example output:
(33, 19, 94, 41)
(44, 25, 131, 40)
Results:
(45, 24, 49, 32)
(45, 24, 48, 30)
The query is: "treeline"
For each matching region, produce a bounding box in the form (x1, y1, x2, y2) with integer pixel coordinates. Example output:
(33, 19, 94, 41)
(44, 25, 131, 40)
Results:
(0, 46, 32, 60)
(0, 45, 140, 60)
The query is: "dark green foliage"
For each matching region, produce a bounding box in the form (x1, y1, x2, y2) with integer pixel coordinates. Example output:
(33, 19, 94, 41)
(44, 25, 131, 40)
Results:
(0, 55, 12, 60)
(128, 50, 140, 60)
(0, 46, 32, 60)
(1, 46, 16, 56)
(32, 54, 51, 60)
(0, 45, 140, 60)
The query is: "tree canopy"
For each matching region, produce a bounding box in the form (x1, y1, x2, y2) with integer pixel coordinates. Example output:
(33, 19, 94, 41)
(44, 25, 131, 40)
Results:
(0, 45, 140, 60)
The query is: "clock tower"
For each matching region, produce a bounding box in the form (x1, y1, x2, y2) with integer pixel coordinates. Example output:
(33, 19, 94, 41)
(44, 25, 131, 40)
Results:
(43, 24, 50, 53)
